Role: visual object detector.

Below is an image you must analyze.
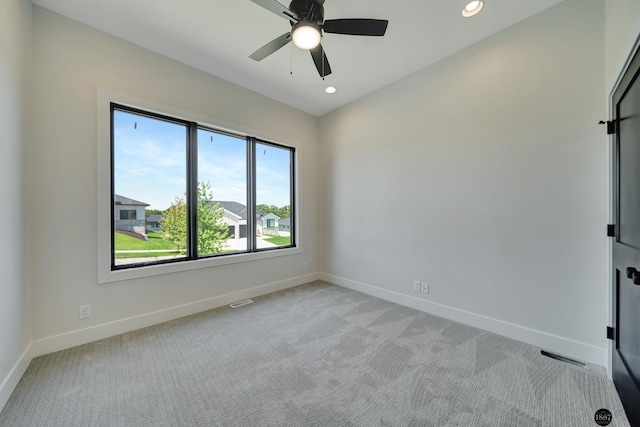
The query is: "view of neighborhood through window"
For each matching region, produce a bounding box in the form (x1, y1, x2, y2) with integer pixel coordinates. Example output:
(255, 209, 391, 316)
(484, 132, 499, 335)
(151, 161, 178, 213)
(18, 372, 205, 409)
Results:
(255, 142, 293, 249)
(111, 104, 295, 269)
(197, 128, 248, 255)
(113, 108, 188, 267)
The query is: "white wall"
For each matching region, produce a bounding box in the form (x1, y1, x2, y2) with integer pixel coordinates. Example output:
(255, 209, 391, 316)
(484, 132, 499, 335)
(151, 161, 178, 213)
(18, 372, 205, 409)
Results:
(319, 0, 608, 365)
(0, 0, 31, 409)
(29, 7, 320, 350)
(606, 0, 640, 92)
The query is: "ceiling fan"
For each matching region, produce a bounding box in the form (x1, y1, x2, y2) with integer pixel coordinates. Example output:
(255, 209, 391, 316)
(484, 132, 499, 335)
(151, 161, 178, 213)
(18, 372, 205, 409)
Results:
(249, 0, 389, 78)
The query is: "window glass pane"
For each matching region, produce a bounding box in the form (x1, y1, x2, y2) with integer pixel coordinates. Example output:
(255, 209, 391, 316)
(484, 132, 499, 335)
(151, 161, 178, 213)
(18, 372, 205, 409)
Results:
(197, 129, 248, 255)
(113, 109, 188, 266)
(255, 142, 293, 248)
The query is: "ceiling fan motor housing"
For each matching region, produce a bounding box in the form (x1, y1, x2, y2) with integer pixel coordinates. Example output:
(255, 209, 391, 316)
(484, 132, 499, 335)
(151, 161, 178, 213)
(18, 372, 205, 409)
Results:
(289, 0, 324, 25)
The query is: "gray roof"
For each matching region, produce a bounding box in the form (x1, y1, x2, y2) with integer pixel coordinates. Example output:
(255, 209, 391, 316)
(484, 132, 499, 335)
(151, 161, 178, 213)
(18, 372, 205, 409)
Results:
(214, 201, 247, 219)
(279, 218, 290, 226)
(213, 201, 280, 221)
(146, 214, 163, 222)
(115, 194, 149, 207)
(258, 211, 281, 220)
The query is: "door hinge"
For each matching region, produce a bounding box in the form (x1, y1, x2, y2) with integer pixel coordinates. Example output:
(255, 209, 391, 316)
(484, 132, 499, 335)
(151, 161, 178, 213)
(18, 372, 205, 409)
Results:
(599, 120, 616, 135)
(607, 224, 615, 237)
(607, 326, 614, 340)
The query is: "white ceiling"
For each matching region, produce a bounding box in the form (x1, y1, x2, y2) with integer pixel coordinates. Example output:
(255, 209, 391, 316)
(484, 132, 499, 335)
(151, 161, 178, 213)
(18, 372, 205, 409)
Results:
(32, 0, 566, 117)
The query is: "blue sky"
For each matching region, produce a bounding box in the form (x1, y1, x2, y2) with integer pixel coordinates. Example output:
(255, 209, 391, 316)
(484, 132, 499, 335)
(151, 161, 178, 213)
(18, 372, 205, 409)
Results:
(113, 110, 292, 210)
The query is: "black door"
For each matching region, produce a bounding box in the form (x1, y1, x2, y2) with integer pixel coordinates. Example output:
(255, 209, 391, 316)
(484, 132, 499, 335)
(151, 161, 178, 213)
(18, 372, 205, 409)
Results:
(612, 44, 640, 426)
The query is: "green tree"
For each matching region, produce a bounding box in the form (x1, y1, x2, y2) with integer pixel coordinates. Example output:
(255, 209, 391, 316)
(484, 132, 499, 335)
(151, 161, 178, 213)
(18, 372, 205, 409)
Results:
(160, 197, 187, 252)
(277, 205, 290, 219)
(197, 181, 229, 255)
(256, 204, 290, 219)
(159, 182, 229, 255)
(256, 204, 271, 215)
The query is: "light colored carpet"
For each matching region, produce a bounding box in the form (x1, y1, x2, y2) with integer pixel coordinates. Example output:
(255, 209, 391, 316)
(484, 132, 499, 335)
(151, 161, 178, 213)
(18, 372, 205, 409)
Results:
(0, 281, 630, 426)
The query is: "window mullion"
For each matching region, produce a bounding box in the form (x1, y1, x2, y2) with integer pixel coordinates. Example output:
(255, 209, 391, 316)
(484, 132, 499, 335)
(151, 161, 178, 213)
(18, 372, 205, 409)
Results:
(187, 122, 199, 259)
(247, 137, 257, 252)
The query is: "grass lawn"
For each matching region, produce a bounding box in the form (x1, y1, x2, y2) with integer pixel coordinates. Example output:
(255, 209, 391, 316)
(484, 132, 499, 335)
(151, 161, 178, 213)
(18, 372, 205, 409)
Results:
(115, 231, 179, 251)
(263, 235, 291, 246)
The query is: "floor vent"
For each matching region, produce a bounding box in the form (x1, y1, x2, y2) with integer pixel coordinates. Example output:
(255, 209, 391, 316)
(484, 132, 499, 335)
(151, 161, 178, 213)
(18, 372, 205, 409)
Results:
(541, 350, 586, 368)
(229, 299, 254, 309)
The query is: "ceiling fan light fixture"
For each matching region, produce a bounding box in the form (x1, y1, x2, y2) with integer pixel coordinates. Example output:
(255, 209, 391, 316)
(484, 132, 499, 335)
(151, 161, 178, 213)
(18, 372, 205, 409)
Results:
(291, 21, 321, 50)
(462, 0, 484, 17)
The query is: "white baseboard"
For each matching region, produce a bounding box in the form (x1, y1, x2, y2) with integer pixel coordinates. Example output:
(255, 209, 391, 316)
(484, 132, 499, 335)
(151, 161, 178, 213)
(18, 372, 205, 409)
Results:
(319, 273, 607, 367)
(0, 343, 33, 413)
(32, 273, 321, 358)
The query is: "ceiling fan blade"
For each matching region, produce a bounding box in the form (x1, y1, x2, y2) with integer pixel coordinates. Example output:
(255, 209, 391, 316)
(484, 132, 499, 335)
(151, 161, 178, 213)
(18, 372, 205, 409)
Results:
(323, 19, 388, 36)
(310, 44, 332, 77)
(250, 33, 292, 61)
(249, 0, 297, 21)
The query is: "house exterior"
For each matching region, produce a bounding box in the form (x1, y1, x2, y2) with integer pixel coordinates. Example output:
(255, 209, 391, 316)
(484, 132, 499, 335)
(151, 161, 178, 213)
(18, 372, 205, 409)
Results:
(133, 201, 283, 238)
(146, 214, 163, 232)
(278, 218, 290, 233)
(258, 212, 280, 236)
(114, 195, 149, 235)
(216, 201, 248, 239)
(214, 201, 282, 238)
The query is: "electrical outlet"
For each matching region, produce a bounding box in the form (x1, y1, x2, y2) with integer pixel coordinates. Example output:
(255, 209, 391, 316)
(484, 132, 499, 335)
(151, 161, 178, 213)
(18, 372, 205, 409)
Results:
(303, 262, 309, 270)
(79, 304, 91, 319)
(413, 280, 421, 291)
(421, 282, 429, 294)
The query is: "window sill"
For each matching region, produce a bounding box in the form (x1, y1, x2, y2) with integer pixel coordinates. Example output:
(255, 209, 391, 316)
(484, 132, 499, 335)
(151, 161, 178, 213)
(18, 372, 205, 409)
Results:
(99, 246, 302, 284)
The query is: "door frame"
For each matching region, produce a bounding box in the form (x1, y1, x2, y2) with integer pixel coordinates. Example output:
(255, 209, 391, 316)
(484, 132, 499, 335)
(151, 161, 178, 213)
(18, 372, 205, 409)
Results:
(608, 34, 640, 379)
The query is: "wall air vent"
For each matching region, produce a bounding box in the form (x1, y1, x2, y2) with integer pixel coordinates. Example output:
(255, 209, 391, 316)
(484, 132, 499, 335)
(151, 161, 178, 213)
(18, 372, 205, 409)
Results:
(541, 350, 586, 368)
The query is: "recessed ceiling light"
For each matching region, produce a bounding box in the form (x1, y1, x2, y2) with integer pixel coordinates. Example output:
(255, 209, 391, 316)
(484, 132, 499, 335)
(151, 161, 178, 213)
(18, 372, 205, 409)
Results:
(325, 86, 337, 94)
(462, 0, 484, 17)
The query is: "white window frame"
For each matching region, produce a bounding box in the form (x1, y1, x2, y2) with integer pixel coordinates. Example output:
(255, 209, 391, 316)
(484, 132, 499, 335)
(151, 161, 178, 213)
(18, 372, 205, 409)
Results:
(97, 88, 302, 284)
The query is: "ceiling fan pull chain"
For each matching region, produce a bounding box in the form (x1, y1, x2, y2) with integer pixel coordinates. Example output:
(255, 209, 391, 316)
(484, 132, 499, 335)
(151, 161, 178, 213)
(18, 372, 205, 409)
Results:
(290, 42, 293, 75)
